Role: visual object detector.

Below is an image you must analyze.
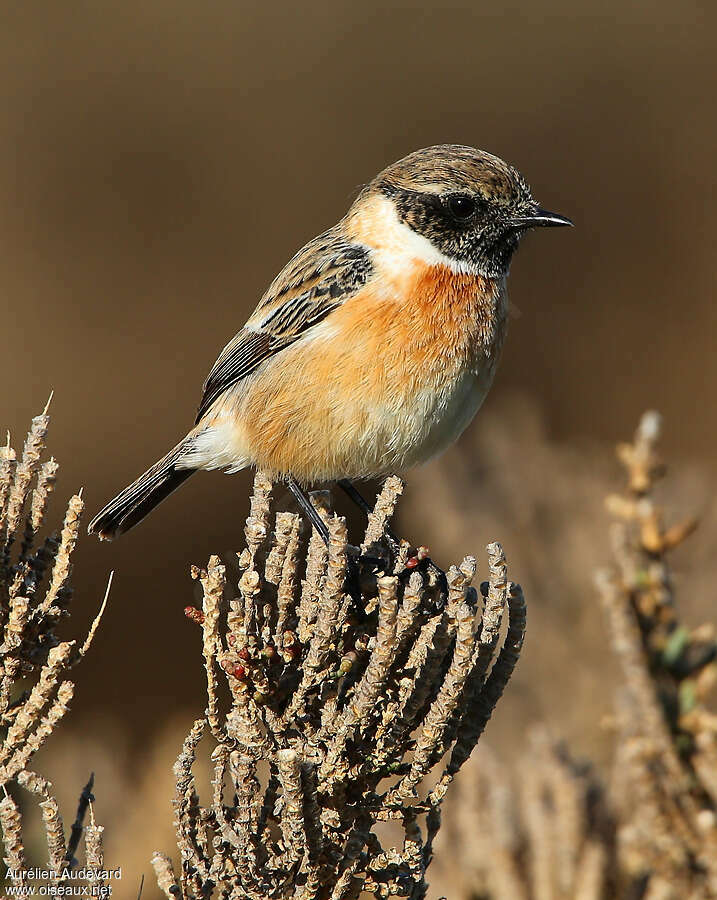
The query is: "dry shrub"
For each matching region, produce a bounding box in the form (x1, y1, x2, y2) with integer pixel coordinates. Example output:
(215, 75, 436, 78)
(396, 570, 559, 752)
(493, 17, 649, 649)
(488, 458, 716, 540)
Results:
(429, 411, 717, 900)
(403, 396, 717, 762)
(6, 398, 716, 900)
(152, 475, 526, 899)
(0, 404, 110, 889)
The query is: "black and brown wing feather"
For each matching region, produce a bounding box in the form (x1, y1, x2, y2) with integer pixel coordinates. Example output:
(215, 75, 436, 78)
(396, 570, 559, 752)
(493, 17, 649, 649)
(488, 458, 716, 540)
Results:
(195, 227, 372, 422)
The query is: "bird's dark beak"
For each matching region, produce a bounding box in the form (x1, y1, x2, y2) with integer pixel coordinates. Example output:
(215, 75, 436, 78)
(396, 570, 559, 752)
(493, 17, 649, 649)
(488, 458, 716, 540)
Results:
(508, 208, 573, 229)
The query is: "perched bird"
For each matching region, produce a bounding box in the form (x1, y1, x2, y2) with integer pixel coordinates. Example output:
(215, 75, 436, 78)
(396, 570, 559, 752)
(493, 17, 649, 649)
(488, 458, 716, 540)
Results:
(89, 144, 571, 542)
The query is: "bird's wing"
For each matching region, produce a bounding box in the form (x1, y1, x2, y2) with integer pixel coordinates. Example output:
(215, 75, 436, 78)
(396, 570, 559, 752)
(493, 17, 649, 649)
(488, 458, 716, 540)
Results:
(195, 228, 372, 423)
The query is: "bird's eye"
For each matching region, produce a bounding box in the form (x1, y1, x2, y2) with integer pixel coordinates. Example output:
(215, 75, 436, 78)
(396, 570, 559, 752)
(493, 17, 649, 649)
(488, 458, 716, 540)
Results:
(446, 194, 476, 220)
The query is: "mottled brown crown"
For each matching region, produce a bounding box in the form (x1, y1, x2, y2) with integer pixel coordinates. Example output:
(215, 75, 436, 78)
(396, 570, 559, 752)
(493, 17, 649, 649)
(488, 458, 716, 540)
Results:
(371, 144, 532, 207)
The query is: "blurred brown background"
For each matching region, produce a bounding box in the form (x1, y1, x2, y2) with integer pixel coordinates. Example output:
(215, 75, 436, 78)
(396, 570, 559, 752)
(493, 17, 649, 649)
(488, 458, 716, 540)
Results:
(2, 0, 716, 889)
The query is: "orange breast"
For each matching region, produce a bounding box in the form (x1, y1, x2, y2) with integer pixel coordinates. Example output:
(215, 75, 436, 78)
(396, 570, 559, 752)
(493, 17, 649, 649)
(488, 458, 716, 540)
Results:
(233, 260, 507, 481)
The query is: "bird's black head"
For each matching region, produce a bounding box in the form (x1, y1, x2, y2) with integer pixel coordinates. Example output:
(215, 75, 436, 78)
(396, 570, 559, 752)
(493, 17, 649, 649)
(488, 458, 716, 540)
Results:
(372, 144, 572, 277)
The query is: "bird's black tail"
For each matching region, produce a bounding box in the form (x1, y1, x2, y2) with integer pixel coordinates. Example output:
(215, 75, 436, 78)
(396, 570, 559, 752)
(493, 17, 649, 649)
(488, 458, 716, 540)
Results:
(88, 440, 196, 541)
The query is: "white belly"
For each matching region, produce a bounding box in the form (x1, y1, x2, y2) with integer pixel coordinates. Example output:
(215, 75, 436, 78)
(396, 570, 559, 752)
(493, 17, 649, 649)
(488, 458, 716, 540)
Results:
(396, 366, 491, 470)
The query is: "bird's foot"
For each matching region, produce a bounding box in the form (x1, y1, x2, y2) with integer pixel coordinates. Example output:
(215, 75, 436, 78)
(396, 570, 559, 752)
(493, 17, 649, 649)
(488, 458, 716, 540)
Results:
(377, 534, 447, 614)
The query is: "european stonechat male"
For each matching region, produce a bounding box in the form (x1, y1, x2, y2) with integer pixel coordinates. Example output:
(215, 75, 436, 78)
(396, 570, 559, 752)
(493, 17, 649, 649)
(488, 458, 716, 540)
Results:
(89, 144, 571, 542)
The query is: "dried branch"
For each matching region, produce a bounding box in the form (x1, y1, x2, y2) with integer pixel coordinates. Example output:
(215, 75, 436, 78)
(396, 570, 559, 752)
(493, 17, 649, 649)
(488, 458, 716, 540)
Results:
(156, 471, 527, 897)
(428, 410, 717, 900)
(0, 407, 111, 888)
(598, 411, 717, 897)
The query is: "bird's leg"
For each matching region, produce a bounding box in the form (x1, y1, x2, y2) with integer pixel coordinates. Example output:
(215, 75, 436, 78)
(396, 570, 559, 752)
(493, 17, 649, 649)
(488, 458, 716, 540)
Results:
(286, 476, 329, 544)
(337, 479, 448, 601)
(286, 476, 363, 607)
(337, 478, 401, 557)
